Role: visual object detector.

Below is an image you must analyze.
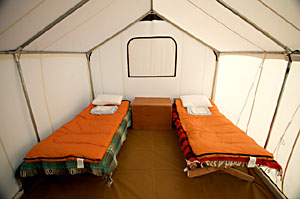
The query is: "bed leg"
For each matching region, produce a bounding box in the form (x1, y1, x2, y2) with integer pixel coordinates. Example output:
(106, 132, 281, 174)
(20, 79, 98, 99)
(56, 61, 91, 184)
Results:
(187, 167, 219, 178)
(222, 167, 255, 182)
(105, 173, 113, 188)
(187, 166, 255, 182)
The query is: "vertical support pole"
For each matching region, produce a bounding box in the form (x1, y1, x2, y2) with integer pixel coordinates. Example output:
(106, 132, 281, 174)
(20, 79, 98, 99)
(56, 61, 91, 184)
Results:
(13, 52, 40, 142)
(86, 52, 95, 100)
(282, 129, 300, 191)
(211, 51, 220, 101)
(264, 58, 292, 149)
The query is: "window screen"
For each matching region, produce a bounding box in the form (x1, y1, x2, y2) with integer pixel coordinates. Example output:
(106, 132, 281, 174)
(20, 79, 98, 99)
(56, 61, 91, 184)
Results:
(127, 36, 177, 77)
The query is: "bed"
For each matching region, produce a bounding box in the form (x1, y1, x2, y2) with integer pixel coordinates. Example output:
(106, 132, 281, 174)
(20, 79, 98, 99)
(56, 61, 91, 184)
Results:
(18, 100, 131, 187)
(172, 98, 282, 182)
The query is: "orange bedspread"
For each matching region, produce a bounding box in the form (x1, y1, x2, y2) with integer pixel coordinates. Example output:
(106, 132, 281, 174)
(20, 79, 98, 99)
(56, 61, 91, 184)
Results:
(24, 101, 130, 163)
(175, 99, 274, 162)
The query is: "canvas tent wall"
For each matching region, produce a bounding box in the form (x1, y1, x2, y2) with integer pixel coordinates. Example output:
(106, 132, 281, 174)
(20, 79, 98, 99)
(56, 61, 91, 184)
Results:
(0, 0, 299, 198)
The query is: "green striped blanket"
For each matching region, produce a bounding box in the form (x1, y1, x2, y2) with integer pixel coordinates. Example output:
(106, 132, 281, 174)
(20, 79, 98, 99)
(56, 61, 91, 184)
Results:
(18, 107, 131, 185)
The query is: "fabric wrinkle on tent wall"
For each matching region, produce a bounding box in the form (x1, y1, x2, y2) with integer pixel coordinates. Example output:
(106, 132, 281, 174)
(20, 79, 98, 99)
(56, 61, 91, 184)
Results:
(245, 54, 267, 133)
(272, 104, 300, 166)
(236, 55, 266, 127)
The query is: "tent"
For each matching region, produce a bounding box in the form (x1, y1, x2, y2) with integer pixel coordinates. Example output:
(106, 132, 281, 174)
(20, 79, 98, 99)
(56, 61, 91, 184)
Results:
(0, 0, 299, 198)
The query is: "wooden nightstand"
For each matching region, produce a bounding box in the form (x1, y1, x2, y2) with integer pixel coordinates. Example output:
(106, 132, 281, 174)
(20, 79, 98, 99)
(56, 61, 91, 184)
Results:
(132, 97, 172, 130)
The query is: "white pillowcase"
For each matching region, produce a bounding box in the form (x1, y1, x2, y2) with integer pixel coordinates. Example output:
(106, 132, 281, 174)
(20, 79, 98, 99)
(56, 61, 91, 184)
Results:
(92, 94, 123, 106)
(180, 95, 212, 108)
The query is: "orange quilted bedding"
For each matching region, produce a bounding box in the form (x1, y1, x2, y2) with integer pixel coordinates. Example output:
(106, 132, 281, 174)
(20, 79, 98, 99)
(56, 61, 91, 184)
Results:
(175, 99, 274, 162)
(24, 101, 130, 163)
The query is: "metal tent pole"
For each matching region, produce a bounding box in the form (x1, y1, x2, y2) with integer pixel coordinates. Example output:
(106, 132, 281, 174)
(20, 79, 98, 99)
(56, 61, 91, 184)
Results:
(13, 52, 40, 142)
(86, 52, 95, 100)
(211, 51, 220, 101)
(264, 57, 292, 148)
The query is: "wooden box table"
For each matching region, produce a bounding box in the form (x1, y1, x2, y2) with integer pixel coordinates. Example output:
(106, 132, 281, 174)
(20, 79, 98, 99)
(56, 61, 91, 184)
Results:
(132, 97, 172, 130)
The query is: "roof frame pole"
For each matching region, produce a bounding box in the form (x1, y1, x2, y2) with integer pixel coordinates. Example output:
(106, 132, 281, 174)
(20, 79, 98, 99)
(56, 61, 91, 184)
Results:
(13, 50, 40, 142)
(216, 0, 291, 53)
(86, 52, 95, 100)
(151, 0, 153, 11)
(153, 11, 219, 53)
(87, 10, 152, 54)
(211, 51, 220, 101)
(18, 0, 89, 50)
(264, 57, 292, 149)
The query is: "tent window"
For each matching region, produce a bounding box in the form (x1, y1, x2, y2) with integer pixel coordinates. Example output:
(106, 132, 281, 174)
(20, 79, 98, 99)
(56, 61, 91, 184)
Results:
(127, 36, 177, 77)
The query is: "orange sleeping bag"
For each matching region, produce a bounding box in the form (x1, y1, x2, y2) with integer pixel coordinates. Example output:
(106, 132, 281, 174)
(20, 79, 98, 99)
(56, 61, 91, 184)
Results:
(175, 99, 274, 162)
(24, 101, 130, 163)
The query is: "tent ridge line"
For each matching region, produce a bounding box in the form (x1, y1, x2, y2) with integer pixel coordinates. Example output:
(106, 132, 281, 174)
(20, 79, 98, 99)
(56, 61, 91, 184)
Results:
(18, 0, 89, 51)
(216, 0, 291, 53)
(187, 0, 265, 51)
(258, 0, 300, 31)
(87, 10, 152, 54)
(153, 11, 219, 54)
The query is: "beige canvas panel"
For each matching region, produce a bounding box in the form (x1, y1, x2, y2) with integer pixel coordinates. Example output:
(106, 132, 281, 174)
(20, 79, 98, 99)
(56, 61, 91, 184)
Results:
(222, 0, 300, 51)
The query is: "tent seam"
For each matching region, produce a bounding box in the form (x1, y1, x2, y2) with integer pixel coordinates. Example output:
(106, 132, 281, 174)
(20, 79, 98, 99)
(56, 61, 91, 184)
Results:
(0, 136, 15, 173)
(41, 0, 116, 51)
(120, 34, 126, 98)
(39, 54, 55, 133)
(258, 0, 299, 31)
(0, 0, 46, 37)
(187, 0, 265, 52)
(179, 32, 184, 95)
(97, 49, 104, 94)
(216, 0, 290, 53)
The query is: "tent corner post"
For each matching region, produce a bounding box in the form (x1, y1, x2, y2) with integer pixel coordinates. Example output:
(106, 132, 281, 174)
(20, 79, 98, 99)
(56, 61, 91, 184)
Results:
(86, 52, 95, 100)
(13, 51, 40, 143)
(211, 52, 220, 101)
(264, 60, 292, 149)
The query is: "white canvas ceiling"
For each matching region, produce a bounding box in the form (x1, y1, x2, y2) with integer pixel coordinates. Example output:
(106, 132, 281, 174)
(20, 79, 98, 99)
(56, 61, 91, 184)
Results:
(0, 0, 82, 51)
(0, 0, 299, 53)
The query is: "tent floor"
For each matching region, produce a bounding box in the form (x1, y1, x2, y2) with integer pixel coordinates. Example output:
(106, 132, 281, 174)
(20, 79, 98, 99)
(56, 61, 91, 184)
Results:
(21, 128, 276, 199)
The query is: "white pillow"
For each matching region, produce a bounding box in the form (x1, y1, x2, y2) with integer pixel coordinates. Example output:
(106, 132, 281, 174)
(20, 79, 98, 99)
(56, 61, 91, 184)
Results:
(180, 95, 212, 108)
(92, 94, 123, 105)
